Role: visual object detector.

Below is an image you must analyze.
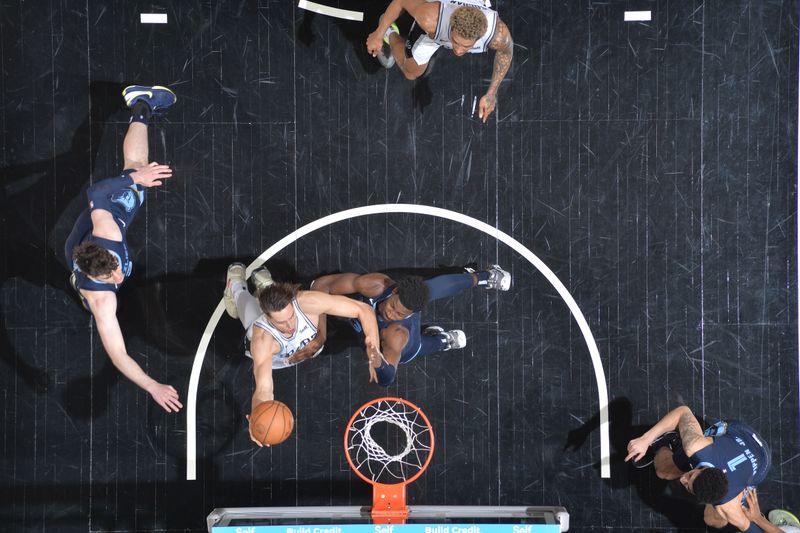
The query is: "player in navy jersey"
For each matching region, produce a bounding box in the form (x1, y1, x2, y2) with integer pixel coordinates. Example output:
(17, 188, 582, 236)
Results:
(64, 85, 181, 413)
(625, 405, 772, 532)
(309, 265, 511, 387)
(366, 0, 513, 123)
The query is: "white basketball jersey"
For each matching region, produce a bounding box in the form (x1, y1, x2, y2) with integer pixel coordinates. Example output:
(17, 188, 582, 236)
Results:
(246, 299, 321, 369)
(430, 0, 498, 54)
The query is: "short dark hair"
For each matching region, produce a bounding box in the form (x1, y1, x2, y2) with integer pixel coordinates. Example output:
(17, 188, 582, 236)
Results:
(693, 468, 728, 504)
(258, 282, 301, 315)
(72, 242, 118, 277)
(395, 276, 429, 312)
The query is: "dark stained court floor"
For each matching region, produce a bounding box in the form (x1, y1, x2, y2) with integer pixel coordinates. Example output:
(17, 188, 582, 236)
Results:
(1, 1, 798, 531)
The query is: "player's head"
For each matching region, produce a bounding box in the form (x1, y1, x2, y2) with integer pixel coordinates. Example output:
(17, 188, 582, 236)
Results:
(258, 282, 302, 336)
(381, 276, 429, 321)
(681, 467, 728, 504)
(450, 6, 487, 56)
(72, 242, 123, 283)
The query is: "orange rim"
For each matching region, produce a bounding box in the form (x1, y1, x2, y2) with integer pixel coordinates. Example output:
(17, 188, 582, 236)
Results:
(344, 396, 435, 486)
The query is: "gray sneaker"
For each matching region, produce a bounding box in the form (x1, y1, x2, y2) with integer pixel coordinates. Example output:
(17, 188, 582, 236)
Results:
(252, 267, 274, 293)
(224, 263, 246, 319)
(768, 509, 800, 527)
(376, 16, 398, 68)
(486, 264, 511, 291)
(423, 326, 466, 350)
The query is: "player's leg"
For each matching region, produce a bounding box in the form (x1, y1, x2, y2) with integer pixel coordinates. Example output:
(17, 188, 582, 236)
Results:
(417, 326, 465, 356)
(224, 263, 263, 330)
(121, 84, 177, 170)
(395, 313, 466, 364)
(426, 265, 511, 302)
(387, 22, 431, 80)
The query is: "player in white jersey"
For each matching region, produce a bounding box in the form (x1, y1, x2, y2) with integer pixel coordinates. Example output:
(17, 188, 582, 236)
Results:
(366, 0, 513, 123)
(222, 264, 382, 447)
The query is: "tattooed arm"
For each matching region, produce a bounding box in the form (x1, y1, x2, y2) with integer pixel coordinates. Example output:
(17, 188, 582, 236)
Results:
(677, 408, 712, 456)
(479, 19, 514, 123)
(626, 406, 712, 462)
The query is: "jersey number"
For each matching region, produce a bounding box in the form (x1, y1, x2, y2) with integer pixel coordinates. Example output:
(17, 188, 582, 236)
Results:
(727, 453, 749, 472)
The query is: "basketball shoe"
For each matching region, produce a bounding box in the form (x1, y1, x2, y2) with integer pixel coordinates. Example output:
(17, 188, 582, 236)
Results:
(252, 267, 274, 294)
(376, 16, 398, 68)
(423, 326, 466, 350)
(224, 263, 246, 319)
(769, 509, 800, 528)
(466, 264, 512, 291)
(122, 85, 177, 113)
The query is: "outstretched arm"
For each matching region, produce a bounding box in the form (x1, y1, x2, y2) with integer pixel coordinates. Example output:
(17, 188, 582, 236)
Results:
(87, 291, 182, 413)
(312, 272, 392, 298)
(738, 489, 782, 533)
(479, 19, 514, 123)
(625, 405, 711, 462)
(247, 329, 277, 447)
(299, 291, 383, 380)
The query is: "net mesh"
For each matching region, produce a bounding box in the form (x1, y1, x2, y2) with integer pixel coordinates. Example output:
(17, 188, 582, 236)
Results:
(346, 399, 433, 484)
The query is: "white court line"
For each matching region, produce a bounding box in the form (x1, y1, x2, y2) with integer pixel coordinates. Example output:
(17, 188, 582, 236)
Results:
(186, 205, 611, 479)
(624, 11, 651, 22)
(797, 26, 799, 443)
(297, 0, 364, 21)
(140, 13, 168, 24)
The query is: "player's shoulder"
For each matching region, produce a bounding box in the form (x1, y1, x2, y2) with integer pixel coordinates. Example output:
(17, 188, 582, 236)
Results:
(85, 289, 117, 315)
(251, 326, 280, 354)
(296, 289, 334, 311)
(407, 0, 440, 33)
(489, 18, 513, 50)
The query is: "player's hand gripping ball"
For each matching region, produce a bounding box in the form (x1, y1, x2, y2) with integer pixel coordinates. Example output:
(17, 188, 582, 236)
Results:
(249, 400, 294, 446)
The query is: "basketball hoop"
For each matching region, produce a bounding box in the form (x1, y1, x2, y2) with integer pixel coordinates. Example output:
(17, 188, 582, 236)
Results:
(344, 397, 435, 524)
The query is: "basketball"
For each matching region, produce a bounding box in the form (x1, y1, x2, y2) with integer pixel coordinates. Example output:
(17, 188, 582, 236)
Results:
(250, 400, 294, 445)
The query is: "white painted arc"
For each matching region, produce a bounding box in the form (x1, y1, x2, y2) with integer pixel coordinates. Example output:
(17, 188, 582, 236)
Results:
(297, 0, 364, 21)
(186, 204, 611, 480)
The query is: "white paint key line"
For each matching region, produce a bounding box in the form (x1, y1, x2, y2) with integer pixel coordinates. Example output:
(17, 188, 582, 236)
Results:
(140, 13, 168, 24)
(297, 0, 363, 21)
(624, 10, 651, 22)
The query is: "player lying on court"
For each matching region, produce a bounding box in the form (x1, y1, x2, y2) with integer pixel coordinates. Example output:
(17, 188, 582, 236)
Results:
(222, 264, 382, 446)
(625, 405, 771, 532)
(309, 265, 511, 386)
(366, 0, 513, 122)
(64, 84, 182, 413)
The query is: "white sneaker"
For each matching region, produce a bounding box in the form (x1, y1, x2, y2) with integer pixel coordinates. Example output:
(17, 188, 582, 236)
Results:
(224, 263, 246, 319)
(252, 267, 274, 293)
(424, 326, 466, 350)
(486, 264, 511, 291)
(769, 510, 800, 527)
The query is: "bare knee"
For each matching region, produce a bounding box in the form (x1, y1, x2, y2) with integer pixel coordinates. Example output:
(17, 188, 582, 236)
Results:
(655, 468, 676, 480)
(654, 448, 682, 480)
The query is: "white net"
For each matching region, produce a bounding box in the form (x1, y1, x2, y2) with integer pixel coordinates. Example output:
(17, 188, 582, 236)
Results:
(346, 399, 433, 484)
